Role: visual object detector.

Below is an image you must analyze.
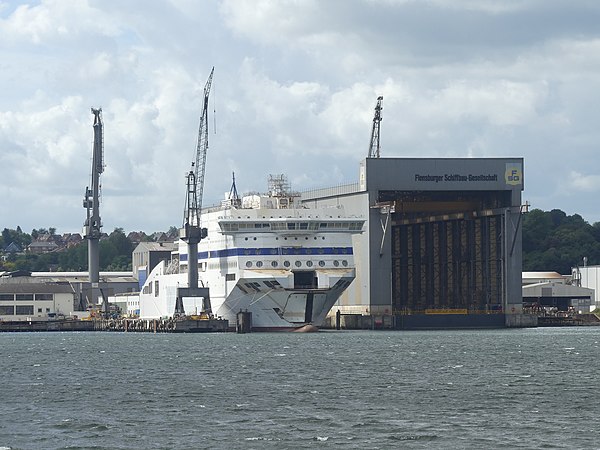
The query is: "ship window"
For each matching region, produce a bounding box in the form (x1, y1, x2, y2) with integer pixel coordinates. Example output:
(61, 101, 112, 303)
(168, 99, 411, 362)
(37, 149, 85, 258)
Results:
(306, 261, 313, 267)
(256, 261, 263, 268)
(271, 261, 278, 268)
(287, 223, 296, 230)
(350, 222, 363, 231)
(222, 223, 238, 231)
(293, 271, 317, 289)
(299, 222, 308, 230)
(154, 280, 159, 297)
(295, 261, 302, 267)
(333, 260, 340, 267)
(319, 261, 325, 267)
(246, 261, 252, 268)
(284, 261, 290, 267)
(226, 274, 235, 281)
(342, 260, 348, 267)
(244, 283, 261, 292)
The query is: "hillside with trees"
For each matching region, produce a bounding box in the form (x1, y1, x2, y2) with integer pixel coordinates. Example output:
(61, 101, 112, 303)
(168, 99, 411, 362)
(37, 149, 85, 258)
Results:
(1, 211, 599, 275)
(0, 227, 177, 273)
(522, 209, 600, 274)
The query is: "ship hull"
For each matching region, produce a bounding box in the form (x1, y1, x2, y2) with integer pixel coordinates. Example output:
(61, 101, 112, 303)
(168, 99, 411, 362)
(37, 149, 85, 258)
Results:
(139, 263, 354, 331)
(215, 271, 354, 330)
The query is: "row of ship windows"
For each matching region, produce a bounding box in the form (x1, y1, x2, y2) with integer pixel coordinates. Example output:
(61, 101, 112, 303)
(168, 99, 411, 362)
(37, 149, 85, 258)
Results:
(0, 293, 54, 301)
(245, 260, 349, 268)
(221, 221, 363, 232)
(239, 247, 350, 255)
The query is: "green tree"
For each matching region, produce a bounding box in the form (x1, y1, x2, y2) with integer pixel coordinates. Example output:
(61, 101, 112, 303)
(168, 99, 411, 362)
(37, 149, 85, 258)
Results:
(522, 209, 600, 273)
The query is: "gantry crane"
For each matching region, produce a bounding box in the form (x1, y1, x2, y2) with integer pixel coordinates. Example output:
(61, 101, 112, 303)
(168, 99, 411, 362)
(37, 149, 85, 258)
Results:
(176, 68, 214, 317)
(83, 108, 107, 314)
(368, 96, 383, 158)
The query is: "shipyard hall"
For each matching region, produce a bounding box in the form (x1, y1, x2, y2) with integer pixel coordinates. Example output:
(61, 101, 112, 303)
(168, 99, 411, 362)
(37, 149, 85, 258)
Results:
(302, 157, 526, 329)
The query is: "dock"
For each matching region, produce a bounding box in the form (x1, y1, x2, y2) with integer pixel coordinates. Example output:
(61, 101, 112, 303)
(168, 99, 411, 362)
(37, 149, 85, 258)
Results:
(0, 317, 229, 333)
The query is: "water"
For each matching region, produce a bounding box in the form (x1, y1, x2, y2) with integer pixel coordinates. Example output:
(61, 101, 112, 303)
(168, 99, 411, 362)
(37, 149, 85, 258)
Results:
(1, 328, 599, 449)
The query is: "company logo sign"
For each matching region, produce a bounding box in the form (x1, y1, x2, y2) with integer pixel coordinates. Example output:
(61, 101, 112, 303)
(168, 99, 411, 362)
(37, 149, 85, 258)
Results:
(505, 164, 522, 186)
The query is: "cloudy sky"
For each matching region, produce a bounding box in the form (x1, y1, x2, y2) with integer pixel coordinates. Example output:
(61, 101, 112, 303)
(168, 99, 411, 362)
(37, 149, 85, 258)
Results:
(2, 0, 600, 234)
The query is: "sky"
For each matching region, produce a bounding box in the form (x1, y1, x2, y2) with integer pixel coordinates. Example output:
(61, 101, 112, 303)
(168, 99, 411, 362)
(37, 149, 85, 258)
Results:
(1, 0, 600, 235)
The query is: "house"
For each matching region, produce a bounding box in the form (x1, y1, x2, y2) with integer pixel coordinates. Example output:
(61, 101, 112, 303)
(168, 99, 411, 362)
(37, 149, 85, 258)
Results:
(28, 240, 59, 254)
(3, 242, 22, 254)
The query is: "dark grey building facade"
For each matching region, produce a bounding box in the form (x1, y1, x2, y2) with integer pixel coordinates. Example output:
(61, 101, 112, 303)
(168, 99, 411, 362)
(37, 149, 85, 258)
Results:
(302, 157, 529, 328)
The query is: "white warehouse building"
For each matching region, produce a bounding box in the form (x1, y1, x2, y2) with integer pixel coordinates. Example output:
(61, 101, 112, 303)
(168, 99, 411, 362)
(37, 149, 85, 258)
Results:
(573, 265, 600, 311)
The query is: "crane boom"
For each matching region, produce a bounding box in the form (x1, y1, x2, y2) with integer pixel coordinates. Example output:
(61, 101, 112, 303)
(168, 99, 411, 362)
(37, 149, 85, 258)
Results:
(193, 66, 214, 220)
(368, 96, 383, 158)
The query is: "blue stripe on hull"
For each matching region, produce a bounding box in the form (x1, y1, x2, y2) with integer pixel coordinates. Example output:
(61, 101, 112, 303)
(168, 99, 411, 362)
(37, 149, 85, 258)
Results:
(179, 247, 353, 262)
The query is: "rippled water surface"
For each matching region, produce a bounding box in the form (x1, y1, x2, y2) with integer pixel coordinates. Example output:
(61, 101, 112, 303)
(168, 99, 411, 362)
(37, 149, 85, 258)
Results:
(1, 328, 599, 449)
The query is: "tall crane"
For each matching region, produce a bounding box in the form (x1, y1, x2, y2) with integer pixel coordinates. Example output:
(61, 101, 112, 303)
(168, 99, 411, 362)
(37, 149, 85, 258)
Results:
(176, 68, 214, 317)
(83, 108, 106, 314)
(368, 96, 383, 158)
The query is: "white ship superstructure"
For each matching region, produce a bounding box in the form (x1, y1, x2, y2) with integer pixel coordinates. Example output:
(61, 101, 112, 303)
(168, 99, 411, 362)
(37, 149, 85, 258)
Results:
(139, 176, 364, 330)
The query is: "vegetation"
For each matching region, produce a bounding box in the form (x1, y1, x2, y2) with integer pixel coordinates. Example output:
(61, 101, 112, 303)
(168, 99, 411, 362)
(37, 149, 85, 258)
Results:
(1, 209, 599, 275)
(0, 227, 170, 273)
(522, 209, 600, 274)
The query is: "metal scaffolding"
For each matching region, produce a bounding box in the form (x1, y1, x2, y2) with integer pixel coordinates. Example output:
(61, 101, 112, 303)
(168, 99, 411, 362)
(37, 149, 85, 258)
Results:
(392, 212, 503, 314)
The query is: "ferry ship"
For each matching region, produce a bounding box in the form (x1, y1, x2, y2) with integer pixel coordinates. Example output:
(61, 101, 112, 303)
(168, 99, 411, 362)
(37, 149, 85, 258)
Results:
(138, 175, 364, 330)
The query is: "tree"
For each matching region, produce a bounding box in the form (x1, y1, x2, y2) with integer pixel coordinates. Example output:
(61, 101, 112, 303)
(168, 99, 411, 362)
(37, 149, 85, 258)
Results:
(522, 209, 600, 273)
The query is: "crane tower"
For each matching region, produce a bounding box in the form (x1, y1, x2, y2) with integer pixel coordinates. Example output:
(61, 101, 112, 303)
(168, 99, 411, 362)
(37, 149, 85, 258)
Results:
(176, 68, 214, 316)
(83, 108, 106, 314)
(368, 96, 383, 158)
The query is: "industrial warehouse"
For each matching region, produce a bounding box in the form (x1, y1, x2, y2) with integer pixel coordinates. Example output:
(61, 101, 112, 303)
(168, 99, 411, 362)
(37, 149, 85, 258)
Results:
(302, 156, 530, 329)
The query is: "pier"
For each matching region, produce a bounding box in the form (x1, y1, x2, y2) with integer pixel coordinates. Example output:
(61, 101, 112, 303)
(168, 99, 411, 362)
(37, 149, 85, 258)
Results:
(0, 317, 228, 333)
